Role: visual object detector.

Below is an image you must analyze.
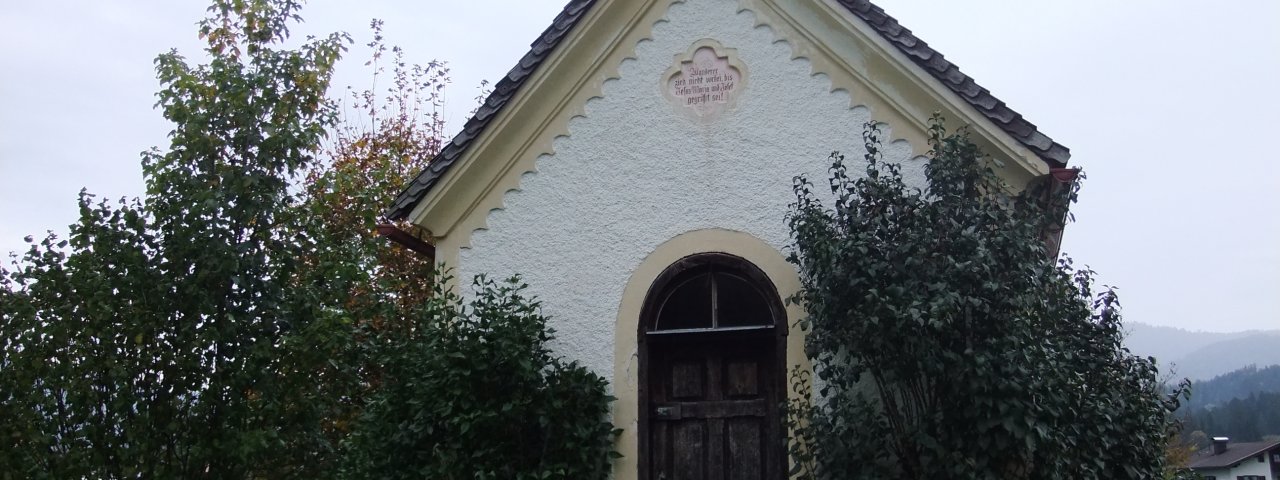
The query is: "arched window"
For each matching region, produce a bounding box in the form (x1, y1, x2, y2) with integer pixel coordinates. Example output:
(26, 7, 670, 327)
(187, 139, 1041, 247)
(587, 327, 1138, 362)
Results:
(642, 252, 784, 335)
(651, 266, 776, 332)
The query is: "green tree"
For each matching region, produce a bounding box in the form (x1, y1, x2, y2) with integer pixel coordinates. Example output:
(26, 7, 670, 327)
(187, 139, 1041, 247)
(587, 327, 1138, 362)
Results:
(0, 0, 349, 477)
(1185, 391, 1280, 443)
(290, 22, 448, 449)
(291, 25, 618, 479)
(784, 116, 1188, 479)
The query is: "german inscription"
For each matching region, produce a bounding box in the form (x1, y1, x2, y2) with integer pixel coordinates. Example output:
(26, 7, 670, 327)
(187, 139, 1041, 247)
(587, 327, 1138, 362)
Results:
(667, 46, 742, 117)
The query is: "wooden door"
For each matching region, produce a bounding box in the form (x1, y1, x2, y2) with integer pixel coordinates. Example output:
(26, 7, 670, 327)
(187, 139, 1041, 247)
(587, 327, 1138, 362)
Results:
(646, 333, 780, 480)
(639, 253, 786, 480)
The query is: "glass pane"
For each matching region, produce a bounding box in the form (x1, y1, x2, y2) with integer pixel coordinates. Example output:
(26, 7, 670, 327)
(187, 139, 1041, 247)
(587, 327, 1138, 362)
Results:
(715, 272, 773, 327)
(655, 273, 713, 330)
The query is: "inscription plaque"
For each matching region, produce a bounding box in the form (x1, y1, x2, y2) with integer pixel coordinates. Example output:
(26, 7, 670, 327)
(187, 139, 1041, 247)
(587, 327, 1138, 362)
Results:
(665, 40, 745, 118)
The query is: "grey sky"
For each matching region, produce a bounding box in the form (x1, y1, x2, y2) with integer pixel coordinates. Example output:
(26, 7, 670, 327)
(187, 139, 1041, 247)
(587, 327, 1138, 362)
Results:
(1, 1, 1276, 332)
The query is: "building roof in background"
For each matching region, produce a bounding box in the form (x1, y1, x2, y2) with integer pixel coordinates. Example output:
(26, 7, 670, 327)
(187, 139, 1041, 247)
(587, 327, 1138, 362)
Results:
(1189, 439, 1280, 469)
(386, 0, 1071, 220)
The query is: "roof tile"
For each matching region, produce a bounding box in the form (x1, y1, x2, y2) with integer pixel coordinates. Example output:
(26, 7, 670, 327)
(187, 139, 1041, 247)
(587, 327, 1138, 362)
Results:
(898, 42, 934, 62)
(955, 78, 981, 98)
(968, 91, 998, 110)
(987, 105, 1019, 125)
(1022, 131, 1054, 151)
(880, 19, 904, 37)
(1005, 119, 1036, 139)
(922, 53, 949, 73)
(840, 0, 873, 15)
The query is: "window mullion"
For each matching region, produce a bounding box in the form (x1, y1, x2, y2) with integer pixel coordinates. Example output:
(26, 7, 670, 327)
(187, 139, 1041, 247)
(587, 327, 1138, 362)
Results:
(710, 268, 719, 328)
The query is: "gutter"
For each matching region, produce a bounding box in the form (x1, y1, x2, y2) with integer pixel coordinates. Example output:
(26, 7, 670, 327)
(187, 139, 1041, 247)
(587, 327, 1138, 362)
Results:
(376, 223, 436, 260)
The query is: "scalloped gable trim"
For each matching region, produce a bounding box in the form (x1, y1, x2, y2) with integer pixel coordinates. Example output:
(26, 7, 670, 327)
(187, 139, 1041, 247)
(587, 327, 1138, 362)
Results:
(386, 0, 1070, 235)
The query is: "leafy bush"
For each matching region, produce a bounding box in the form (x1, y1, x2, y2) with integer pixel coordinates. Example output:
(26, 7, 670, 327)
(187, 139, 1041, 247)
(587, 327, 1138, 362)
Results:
(785, 117, 1187, 479)
(341, 274, 618, 480)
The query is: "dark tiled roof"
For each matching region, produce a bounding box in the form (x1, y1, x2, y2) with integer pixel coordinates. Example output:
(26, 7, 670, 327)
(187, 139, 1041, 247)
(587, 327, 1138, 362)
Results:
(386, 0, 1070, 220)
(384, 0, 597, 220)
(836, 0, 1070, 168)
(1188, 440, 1280, 470)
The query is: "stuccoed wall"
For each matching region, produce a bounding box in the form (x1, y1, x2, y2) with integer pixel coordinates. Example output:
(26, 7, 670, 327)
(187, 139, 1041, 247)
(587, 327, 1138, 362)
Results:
(457, 0, 926, 380)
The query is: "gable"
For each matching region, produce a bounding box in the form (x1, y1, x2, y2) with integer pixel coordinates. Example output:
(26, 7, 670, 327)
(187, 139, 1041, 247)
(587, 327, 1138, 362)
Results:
(385, 0, 1071, 242)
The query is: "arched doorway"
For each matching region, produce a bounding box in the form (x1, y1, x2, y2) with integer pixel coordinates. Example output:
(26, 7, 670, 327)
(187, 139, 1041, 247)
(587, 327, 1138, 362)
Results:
(638, 252, 786, 480)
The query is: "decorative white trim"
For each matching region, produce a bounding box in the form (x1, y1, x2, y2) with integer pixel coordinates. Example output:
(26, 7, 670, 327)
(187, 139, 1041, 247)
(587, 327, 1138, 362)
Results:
(426, 0, 1048, 276)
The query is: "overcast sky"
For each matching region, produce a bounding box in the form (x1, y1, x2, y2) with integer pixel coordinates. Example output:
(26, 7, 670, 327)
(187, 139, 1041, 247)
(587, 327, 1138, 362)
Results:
(2, 1, 1276, 332)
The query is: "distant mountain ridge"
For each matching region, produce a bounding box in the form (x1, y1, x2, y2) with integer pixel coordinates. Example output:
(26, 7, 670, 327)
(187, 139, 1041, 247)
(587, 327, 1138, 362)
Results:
(1123, 322, 1280, 380)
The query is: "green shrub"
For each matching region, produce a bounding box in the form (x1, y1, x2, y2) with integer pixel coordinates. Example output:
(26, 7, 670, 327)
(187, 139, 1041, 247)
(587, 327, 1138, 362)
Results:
(342, 274, 618, 479)
(785, 117, 1186, 479)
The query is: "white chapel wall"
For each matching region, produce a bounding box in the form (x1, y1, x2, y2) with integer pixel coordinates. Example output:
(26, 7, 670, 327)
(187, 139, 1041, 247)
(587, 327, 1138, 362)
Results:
(456, 0, 926, 379)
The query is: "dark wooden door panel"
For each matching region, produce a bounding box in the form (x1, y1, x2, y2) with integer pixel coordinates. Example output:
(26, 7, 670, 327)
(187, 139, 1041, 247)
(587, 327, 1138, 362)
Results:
(648, 336, 778, 480)
(651, 415, 767, 480)
(706, 418, 726, 480)
(727, 418, 763, 480)
(671, 359, 705, 399)
(726, 359, 759, 398)
(673, 421, 704, 480)
(651, 421, 672, 479)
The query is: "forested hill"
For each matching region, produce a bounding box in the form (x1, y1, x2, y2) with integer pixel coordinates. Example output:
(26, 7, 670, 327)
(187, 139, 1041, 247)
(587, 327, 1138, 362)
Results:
(1124, 323, 1280, 380)
(1182, 392, 1280, 443)
(1181, 365, 1280, 443)
(1185, 364, 1280, 410)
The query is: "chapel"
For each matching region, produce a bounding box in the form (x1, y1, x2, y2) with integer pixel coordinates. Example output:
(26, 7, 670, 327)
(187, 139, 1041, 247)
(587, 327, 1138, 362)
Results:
(384, 0, 1070, 478)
